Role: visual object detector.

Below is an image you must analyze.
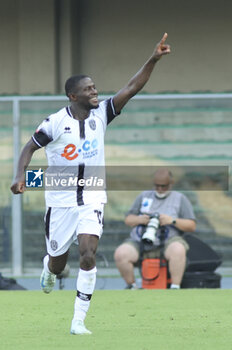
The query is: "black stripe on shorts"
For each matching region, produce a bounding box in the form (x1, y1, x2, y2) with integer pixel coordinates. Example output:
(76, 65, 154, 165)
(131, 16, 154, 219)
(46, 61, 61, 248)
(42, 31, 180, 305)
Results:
(45, 207, 51, 239)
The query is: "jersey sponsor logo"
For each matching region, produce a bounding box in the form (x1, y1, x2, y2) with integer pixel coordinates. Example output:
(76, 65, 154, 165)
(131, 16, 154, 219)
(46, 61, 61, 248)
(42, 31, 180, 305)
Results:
(61, 144, 78, 160)
(61, 139, 98, 160)
(83, 139, 98, 151)
(25, 168, 44, 188)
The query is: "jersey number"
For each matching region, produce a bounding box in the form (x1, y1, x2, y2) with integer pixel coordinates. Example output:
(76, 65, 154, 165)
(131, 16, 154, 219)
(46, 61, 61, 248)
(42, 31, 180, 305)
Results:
(94, 210, 103, 225)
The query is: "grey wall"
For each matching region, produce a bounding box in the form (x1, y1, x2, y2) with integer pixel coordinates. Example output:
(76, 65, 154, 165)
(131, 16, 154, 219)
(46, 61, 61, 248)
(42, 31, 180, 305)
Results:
(0, 0, 231, 94)
(0, 0, 56, 94)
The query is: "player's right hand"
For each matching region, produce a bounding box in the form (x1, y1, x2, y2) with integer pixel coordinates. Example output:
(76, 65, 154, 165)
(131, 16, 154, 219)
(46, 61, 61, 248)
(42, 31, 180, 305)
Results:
(11, 180, 25, 194)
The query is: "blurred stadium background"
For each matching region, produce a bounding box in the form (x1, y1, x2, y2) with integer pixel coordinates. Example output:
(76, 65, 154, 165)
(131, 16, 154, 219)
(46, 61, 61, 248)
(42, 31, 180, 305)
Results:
(0, 0, 232, 275)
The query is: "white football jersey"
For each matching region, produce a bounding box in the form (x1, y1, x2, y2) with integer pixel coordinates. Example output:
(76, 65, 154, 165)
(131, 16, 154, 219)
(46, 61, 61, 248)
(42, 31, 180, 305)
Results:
(32, 98, 119, 206)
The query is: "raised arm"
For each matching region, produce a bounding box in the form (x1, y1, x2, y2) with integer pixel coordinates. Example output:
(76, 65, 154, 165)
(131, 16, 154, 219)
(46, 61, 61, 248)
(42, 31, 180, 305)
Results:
(11, 139, 40, 194)
(113, 33, 170, 114)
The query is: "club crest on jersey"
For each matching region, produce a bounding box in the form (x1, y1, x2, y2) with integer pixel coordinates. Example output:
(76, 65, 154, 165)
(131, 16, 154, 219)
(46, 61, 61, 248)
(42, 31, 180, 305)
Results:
(89, 119, 96, 130)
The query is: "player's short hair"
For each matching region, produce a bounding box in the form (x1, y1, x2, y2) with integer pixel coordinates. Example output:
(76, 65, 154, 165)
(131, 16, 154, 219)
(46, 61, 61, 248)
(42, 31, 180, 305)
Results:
(65, 74, 89, 97)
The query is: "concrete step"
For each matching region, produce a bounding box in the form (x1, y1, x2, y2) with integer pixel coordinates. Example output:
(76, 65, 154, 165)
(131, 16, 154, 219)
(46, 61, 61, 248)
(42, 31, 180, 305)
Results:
(106, 126, 232, 143)
(113, 110, 232, 127)
(125, 95, 232, 112)
(2, 225, 232, 268)
(115, 143, 232, 159)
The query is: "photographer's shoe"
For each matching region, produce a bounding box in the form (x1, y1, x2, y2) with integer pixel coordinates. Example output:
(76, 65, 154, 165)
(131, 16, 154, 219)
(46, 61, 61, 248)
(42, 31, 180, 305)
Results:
(170, 284, 180, 289)
(125, 282, 138, 290)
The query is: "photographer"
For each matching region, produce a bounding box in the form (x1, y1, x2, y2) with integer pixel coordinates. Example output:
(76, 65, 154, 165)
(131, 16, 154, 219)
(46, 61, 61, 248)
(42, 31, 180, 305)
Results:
(114, 169, 196, 289)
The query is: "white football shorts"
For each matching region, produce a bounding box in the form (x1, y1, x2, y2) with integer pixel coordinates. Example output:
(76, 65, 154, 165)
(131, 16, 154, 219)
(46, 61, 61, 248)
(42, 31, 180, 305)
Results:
(44, 203, 104, 257)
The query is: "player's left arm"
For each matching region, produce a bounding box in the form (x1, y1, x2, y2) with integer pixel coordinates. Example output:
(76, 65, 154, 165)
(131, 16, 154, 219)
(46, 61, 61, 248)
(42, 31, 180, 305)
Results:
(112, 33, 170, 114)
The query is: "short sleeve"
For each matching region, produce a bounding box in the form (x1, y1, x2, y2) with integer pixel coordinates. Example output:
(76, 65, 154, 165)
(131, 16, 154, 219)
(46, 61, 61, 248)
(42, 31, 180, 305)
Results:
(179, 195, 196, 220)
(94, 98, 120, 133)
(32, 116, 53, 148)
(106, 98, 121, 125)
(126, 193, 144, 216)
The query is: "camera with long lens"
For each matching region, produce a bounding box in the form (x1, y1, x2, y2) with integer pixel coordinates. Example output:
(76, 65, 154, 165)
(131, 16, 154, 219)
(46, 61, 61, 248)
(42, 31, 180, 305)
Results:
(142, 212, 160, 244)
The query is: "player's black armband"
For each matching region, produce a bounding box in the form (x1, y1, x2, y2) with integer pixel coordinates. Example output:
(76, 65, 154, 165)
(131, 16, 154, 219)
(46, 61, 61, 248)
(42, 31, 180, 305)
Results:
(32, 130, 53, 148)
(106, 98, 120, 125)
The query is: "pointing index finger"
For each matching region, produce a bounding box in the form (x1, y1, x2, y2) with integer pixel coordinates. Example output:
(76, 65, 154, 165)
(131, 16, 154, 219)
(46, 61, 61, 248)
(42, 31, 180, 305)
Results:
(160, 32, 168, 45)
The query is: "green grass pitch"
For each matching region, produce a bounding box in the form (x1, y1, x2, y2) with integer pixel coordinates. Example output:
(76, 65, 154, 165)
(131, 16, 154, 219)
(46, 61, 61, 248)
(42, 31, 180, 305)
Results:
(1, 289, 232, 350)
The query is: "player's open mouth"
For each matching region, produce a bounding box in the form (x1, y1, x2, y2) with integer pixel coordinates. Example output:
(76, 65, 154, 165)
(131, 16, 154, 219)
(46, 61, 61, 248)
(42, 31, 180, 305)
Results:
(90, 97, 98, 103)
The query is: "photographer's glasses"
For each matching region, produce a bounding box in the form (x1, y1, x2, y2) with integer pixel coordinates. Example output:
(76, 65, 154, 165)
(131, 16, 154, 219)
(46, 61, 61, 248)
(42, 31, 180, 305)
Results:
(154, 183, 170, 190)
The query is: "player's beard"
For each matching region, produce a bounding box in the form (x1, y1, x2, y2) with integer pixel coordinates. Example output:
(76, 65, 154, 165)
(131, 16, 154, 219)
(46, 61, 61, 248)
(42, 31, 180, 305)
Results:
(79, 96, 99, 111)
(80, 101, 99, 112)
(90, 103, 99, 109)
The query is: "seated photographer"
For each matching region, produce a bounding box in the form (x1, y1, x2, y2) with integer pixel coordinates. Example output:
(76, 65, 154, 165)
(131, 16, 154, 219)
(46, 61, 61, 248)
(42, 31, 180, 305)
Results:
(114, 168, 196, 289)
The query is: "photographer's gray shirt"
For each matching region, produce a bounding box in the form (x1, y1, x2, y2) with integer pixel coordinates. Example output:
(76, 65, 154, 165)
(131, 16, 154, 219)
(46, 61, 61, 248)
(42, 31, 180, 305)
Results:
(127, 190, 196, 243)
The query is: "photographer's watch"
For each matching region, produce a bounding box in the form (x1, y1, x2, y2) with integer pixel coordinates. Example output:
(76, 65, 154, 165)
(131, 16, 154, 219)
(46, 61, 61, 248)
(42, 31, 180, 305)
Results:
(172, 219, 176, 225)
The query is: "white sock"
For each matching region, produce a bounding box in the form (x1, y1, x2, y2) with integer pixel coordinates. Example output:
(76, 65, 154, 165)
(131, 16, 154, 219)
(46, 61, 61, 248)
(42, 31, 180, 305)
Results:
(170, 283, 180, 289)
(73, 267, 97, 322)
(43, 255, 53, 274)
